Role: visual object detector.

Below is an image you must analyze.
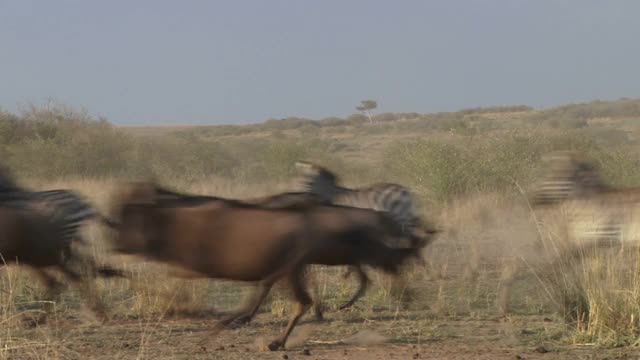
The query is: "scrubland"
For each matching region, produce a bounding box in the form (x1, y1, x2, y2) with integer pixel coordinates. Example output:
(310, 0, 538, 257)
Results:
(2, 99, 640, 358)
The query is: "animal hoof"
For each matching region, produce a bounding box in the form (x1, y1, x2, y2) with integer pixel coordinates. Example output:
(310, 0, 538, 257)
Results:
(268, 340, 284, 351)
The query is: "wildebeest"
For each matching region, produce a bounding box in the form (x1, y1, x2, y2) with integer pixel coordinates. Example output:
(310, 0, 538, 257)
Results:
(292, 161, 433, 302)
(109, 181, 434, 350)
(251, 189, 433, 313)
(152, 186, 432, 318)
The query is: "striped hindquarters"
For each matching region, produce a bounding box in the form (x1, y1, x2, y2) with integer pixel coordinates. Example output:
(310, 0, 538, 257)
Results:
(31, 190, 101, 241)
(0, 189, 103, 246)
(530, 180, 576, 205)
(335, 183, 421, 228)
(531, 151, 608, 206)
(294, 161, 422, 229)
(531, 151, 640, 248)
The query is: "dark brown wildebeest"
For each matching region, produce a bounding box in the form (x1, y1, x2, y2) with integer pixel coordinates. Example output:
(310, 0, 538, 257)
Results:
(144, 186, 434, 319)
(249, 190, 433, 316)
(109, 181, 435, 350)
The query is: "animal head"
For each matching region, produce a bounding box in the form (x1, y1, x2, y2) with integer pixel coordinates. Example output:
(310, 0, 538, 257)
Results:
(373, 212, 439, 269)
(409, 219, 440, 250)
(294, 161, 341, 198)
(530, 151, 607, 206)
(110, 181, 161, 254)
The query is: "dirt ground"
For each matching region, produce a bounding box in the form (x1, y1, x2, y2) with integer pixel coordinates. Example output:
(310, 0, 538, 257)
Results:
(4, 308, 639, 360)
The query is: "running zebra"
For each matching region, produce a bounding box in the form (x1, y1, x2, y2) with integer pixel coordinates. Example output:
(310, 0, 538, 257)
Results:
(0, 166, 118, 252)
(0, 167, 124, 322)
(529, 150, 640, 252)
(530, 151, 608, 206)
(294, 161, 427, 245)
(499, 151, 640, 314)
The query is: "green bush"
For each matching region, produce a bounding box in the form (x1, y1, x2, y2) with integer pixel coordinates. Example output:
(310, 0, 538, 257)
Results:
(381, 131, 616, 202)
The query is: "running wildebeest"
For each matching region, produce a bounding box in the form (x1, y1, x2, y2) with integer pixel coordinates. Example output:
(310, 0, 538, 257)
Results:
(291, 160, 433, 306)
(146, 186, 433, 319)
(109, 181, 435, 350)
(251, 190, 433, 313)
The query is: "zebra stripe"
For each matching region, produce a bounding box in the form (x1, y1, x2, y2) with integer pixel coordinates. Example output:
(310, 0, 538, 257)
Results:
(0, 189, 109, 248)
(531, 151, 608, 206)
(294, 161, 422, 229)
(530, 151, 640, 249)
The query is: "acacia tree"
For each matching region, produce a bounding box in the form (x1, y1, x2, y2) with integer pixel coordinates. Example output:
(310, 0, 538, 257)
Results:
(356, 100, 377, 122)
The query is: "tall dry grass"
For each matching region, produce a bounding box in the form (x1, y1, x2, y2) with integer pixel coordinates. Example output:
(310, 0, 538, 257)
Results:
(2, 177, 640, 356)
(521, 201, 640, 346)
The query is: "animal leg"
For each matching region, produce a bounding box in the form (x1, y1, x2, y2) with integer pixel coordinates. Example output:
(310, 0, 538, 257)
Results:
(268, 267, 312, 351)
(216, 281, 275, 329)
(26, 269, 65, 325)
(33, 268, 65, 302)
(59, 259, 108, 322)
(305, 269, 325, 322)
(36, 269, 64, 314)
(339, 266, 369, 311)
(311, 298, 324, 322)
(388, 272, 412, 303)
(233, 281, 275, 325)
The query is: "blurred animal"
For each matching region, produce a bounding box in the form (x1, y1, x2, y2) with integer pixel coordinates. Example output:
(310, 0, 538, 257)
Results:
(109, 181, 433, 350)
(0, 164, 125, 322)
(0, 205, 124, 323)
(293, 161, 434, 303)
(529, 150, 640, 252)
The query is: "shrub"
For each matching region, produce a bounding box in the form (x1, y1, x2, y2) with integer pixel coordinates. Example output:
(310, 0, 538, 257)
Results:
(382, 131, 612, 202)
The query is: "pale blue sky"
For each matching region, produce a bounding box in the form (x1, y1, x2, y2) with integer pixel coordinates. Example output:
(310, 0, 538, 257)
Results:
(1, 1, 639, 125)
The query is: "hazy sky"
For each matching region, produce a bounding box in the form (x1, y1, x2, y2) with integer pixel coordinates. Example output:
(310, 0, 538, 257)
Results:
(1, 1, 639, 125)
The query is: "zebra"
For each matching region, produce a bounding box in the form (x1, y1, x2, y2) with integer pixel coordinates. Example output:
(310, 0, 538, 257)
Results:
(499, 150, 640, 315)
(530, 151, 609, 206)
(0, 166, 119, 263)
(527, 150, 640, 251)
(294, 160, 428, 246)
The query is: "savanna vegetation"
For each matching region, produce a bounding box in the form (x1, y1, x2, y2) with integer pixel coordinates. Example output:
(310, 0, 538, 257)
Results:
(2, 98, 640, 358)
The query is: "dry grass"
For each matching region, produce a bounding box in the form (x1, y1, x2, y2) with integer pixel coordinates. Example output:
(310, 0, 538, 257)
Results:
(523, 201, 640, 346)
(2, 178, 640, 358)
